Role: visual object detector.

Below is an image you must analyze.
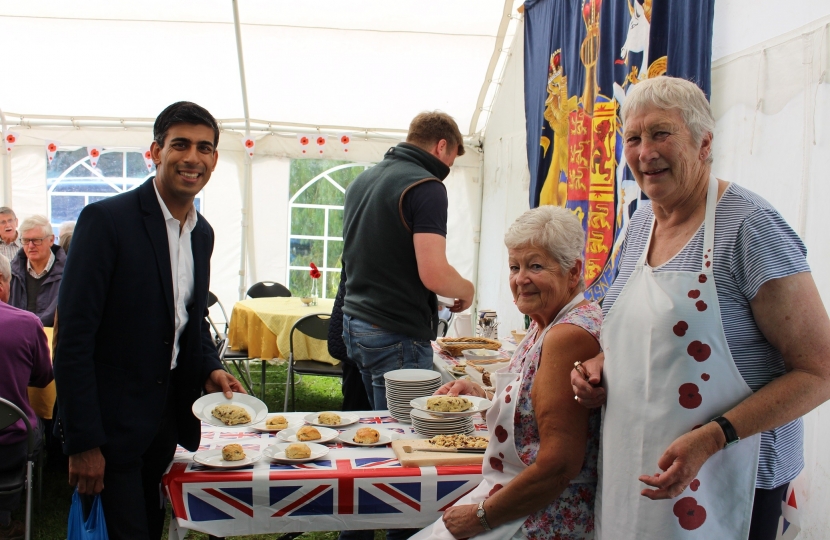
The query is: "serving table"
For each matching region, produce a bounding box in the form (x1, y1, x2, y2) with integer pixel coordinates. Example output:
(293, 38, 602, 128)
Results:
(227, 297, 338, 364)
(430, 340, 515, 386)
(164, 412, 487, 538)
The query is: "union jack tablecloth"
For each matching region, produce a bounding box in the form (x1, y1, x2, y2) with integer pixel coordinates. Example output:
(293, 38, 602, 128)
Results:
(163, 412, 486, 537)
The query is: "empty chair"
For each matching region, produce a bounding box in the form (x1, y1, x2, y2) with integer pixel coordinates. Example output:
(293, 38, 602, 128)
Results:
(0, 397, 38, 540)
(283, 314, 343, 412)
(206, 292, 254, 394)
(436, 318, 450, 337)
(246, 281, 291, 299)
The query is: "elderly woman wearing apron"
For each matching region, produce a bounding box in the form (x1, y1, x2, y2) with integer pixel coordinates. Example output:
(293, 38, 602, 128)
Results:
(572, 76, 830, 540)
(413, 205, 603, 540)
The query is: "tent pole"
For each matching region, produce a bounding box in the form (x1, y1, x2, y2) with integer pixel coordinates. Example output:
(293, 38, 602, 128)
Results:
(232, 0, 252, 300)
(0, 108, 11, 207)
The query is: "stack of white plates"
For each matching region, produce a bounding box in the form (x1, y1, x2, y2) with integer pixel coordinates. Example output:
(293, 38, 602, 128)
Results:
(410, 409, 475, 437)
(384, 369, 442, 423)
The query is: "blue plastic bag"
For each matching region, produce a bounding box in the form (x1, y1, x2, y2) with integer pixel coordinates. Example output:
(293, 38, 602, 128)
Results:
(67, 489, 109, 540)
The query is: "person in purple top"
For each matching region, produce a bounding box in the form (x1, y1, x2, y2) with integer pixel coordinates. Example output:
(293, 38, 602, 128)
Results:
(0, 253, 53, 540)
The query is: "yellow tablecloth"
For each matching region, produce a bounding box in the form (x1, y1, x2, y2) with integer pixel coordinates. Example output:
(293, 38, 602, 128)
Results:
(227, 297, 339, 365)
(28, 326, 56, 420)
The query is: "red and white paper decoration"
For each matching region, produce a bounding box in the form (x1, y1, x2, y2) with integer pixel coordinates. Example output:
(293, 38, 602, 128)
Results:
(87, 146, 103, 167)
(339, 134, 351, 153)
(315, 135, 327, 155)
(46, 141, 60, 163)
(3, 132, 18, 153)
(140, 147, 154, 171)
(243, 136, 255, 158)
(298, 134, 310, 155)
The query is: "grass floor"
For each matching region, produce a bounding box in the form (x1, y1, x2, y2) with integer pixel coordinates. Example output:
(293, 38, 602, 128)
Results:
(12, 360, 384, 539)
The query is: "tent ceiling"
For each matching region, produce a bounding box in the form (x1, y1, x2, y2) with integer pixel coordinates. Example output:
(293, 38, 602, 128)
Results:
(0, 0, 521, 135)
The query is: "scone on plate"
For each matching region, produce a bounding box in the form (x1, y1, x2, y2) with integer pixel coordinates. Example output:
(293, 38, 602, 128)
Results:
(353, 427, 380, 444)
(318, 412, 341, 425)
(212, 404, 252, 425)
(296, 425, 322, 441)
(222, 444, 246, 461)
(266, 415, 289, 429)
(286, 443, 311, 459)
(426, 396, 472, 412)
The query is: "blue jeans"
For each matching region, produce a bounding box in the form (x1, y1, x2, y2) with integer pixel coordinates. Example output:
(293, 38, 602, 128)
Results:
(342, 314, 434, 411)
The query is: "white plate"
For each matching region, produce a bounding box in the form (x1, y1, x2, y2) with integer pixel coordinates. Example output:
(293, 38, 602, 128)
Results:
(410, 408, 474, 423)
(386, 382, 442, 389)
(192, 392, 269, 428)
(251, 417, 305, 433)
(338, 427, 399, 447)
(263, 443, 330, 463)
(193, 449, 262, 469)
(384, 369, 442, 383)
(409, 396, 493, 418)
(277, 426, 339, 443)
(461, 349, 503, 361)
(304, 412, 359, 428)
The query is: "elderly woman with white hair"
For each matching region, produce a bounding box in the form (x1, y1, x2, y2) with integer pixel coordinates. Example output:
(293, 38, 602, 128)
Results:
(413, 205, 602, 540)
(572, 76, 830, 540)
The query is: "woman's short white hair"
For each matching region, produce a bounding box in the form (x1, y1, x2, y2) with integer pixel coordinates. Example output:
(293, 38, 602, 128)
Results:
(58, 221, 76, 237)
(621, 76, 716, 164)
(0, 253, 10, 284)
(19, 215, 53, 236)
(504, 205, 585, 290)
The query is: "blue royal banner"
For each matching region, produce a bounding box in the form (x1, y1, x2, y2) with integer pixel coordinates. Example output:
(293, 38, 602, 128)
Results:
(523, 0, 715, 301)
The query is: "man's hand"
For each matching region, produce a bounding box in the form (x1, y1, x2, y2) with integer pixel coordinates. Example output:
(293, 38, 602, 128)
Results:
(639, 422, 724, 499)
(448, 293, 473, 313)
(434, 379, 484, 398)
(69, 447, 105, 495)
(442, 503, 485, 539)
(571, 352, 606, 408)
(205, 369, 246, 399)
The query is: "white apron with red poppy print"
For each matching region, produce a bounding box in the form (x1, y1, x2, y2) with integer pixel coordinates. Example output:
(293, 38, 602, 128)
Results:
(412, 295, 585, 540)
(596, 175, 760, 539)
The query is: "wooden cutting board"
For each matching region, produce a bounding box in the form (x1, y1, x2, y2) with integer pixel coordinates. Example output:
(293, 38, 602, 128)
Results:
(391, 439, 485, 467)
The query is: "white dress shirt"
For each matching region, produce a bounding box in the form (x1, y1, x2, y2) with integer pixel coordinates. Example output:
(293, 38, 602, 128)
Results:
(154, 180, 197, 369)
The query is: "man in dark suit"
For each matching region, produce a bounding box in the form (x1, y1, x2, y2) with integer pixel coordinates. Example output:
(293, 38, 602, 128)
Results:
(54, 102, 245, 539)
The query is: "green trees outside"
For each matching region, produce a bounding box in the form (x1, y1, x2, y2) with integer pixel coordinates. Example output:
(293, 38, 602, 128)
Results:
(288, 159, 371, 298)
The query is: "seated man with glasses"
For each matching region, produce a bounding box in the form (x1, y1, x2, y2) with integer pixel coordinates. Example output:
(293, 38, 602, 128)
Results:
(9, 215, 66, 326)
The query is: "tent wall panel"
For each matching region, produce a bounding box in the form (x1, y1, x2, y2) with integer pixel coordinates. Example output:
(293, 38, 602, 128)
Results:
(250, 155, 290, 289)
(478, 23, 529, 337)
(9, 146, 47, 220)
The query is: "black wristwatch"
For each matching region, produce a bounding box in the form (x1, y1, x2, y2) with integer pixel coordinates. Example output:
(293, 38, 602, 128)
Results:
(711, 416, 740, 448)
(476, 500, 492, 531)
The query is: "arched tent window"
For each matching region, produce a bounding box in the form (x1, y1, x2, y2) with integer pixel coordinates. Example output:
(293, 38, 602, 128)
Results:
(287, 161, 371, 299)
(46, 147, 203, 233)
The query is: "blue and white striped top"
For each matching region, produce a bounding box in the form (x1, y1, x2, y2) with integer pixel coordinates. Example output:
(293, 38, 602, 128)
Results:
(602, 183, 809, 489)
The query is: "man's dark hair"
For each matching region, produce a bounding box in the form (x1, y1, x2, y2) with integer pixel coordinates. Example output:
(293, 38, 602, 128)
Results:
(406, 111, 465, 157)
(153, 101, 220, 148)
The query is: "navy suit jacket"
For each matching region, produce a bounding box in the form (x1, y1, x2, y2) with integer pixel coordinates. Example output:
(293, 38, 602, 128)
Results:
(54, 178, 222, 462)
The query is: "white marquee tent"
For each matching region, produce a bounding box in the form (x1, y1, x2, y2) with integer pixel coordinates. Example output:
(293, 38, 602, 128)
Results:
(1, 0, 829, 536)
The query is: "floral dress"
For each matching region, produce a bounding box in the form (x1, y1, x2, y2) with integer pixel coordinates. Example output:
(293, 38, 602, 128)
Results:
(506, 303, 603, 539)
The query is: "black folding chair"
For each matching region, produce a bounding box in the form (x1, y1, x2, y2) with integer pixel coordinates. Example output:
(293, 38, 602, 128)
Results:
(436, 314, 454, 337)
(283, 314, 343, 412)
(0, 398, 38, 540)
(206, 292, 254, 394)
(246, 281, 292, 299)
